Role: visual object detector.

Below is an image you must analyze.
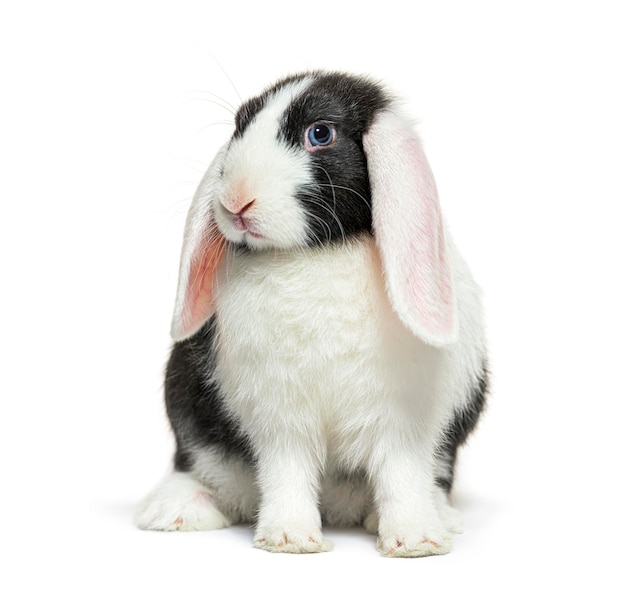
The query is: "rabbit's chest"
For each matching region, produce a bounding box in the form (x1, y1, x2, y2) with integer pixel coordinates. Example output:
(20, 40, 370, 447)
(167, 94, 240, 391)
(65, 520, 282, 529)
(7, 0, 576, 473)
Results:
(213, 236, 420, 437)
(216, 237, 385, 363)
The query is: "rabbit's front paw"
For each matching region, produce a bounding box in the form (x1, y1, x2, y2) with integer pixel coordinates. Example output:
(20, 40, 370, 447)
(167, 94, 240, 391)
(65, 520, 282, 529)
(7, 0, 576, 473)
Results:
(377, 518, 453, 558)
(377, 532, 452, 558)
(253, 525, 333, 554)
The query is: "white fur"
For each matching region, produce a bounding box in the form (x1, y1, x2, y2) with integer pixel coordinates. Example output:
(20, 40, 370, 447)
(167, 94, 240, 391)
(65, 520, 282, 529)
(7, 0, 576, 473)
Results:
(170, 80, 315, 340)
(142, 75, 487, 557)
(214, 79, 314, 250)
(189, 446, 259, 523)
(210, 233, 484, 555)
(135, 471, 230, 532)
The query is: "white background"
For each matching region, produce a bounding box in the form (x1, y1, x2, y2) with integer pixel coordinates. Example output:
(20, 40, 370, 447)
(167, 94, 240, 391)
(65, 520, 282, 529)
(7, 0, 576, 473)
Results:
(2, 1, 625, 587)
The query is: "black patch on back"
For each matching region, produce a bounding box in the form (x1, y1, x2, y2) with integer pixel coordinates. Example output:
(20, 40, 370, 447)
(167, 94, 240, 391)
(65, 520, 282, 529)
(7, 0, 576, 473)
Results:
(435, 362, 490, 493)
(165, 318, 254, 470)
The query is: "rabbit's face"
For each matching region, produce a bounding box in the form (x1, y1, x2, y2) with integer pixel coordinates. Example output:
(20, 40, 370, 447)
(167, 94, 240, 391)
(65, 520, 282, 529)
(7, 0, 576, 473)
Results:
(212, 73, 389, 250)
(171, 71, 458, 346)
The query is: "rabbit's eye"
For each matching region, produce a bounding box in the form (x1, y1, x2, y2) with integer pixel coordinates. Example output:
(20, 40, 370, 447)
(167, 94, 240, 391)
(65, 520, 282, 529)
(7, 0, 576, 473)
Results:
(305, 122, 336, 150)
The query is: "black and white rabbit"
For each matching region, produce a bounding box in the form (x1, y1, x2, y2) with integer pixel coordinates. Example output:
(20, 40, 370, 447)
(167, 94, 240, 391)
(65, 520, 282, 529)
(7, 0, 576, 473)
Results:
(136, 71, 488, 557)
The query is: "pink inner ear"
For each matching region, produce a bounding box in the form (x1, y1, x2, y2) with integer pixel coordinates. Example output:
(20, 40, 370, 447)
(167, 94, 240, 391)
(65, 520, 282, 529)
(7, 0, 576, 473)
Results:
(402, 138, 455, 337)
(177, 227, 226, 339)
(365, 110, 457, 346)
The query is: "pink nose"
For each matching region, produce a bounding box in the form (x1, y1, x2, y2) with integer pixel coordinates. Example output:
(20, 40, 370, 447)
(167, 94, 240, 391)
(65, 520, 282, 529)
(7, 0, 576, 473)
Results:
(223, 198, 255, 216)
(236, 199, 255, 215)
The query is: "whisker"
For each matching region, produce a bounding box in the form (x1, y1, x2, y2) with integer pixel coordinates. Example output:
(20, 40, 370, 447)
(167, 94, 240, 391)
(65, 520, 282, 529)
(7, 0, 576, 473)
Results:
(221, 239, 236, 288)
(309, 162, 372, 213)
(195, 120, 236, 135)
(311, 164, 338, 215)
(185, 90, 239, 114)
(174, 156, 212, 173)
(304, 165, 345, 246)
(316, 183, 372, 212)
(206, 52, 244, 105)
(190, 229, 224, 294)
(299, 191, 347, 245)
(182, 96, 237, 116)
(304, 208, 333, 243)
(299, 196, 335, 243)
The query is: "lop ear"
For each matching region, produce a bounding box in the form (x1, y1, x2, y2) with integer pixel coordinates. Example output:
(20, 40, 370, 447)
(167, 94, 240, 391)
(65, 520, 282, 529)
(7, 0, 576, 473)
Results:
(170, 146, 228, 341)
(363, 110, 458, 347)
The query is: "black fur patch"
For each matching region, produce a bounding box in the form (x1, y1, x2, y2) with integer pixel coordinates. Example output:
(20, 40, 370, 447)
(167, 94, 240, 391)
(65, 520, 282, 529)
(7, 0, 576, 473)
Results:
(233, 72, 311, 138)
(233, 95, 267, 139)
(233, 71, 391, 246)
(280, 73, 391, 245)
(165, 318, 254, 470)
(435, 363, 489, 493)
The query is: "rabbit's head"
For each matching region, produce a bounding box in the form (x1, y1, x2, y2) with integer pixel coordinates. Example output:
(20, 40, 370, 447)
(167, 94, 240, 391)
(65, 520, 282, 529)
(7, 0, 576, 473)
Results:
(171, 72, 457, 348)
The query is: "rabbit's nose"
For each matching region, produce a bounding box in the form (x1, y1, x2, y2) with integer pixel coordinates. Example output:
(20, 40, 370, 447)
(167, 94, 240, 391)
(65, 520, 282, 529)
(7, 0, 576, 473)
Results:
(234, 199, 256, 216)
(221, 193, 256, 216)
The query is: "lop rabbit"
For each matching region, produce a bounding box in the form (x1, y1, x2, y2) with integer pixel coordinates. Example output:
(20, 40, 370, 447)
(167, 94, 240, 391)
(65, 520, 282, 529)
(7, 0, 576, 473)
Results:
(136, 71, 488, 557)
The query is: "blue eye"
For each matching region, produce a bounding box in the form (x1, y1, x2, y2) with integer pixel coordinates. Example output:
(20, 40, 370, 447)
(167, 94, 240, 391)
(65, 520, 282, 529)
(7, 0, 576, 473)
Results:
(307, 123, 335, 148)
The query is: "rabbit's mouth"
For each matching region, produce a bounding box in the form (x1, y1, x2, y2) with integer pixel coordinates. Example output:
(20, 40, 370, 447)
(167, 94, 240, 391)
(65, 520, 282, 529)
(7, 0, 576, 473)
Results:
(214, 198, 265, 243)
(231, 211, 262, 238)
(228, 211, 266, 242)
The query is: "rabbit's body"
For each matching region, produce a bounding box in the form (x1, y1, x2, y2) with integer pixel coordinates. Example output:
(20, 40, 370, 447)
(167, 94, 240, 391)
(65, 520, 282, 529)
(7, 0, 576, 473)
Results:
(136, 72, 488, 557)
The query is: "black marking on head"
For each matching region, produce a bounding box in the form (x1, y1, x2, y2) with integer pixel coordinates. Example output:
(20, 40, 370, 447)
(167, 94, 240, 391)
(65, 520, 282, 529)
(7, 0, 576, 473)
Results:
(280, 72, 392, 245)
(233, 95, 267, 139)
(280, 72, 391, 146)
(233, 72, 311, 138)
(232, 71, 392, 246)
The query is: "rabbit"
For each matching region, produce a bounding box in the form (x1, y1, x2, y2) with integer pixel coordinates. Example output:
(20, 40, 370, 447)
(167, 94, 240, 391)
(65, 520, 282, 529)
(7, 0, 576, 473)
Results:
(135, 71, 488, 558)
